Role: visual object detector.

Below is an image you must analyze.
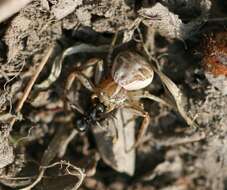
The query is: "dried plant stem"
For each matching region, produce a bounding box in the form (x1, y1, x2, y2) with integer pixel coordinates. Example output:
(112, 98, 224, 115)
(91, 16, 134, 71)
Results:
(10, 46, 54, 128)
(149, 57, 198, 128)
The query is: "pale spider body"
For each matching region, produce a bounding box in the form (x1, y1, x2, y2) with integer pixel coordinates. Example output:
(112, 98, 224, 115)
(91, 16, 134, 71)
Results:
(112, 51, 154, 91)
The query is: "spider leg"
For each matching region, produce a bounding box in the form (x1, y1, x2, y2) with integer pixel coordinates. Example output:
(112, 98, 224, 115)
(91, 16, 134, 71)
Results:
(65, 71, 95, 93)
(78, 58, 100, 70)
(94, 59, 104, 85)
(107, 31, 119, 66)
(124, 90, 178, 152)
(129, 90, 172, 107)
(67, 101, 84, 115)
(64, 70, 96, 113)
(123, 104, 150, 153)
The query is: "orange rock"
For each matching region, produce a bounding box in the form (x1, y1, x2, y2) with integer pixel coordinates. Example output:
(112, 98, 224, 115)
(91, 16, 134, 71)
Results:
(203, 32, 227, 76)
(202, 31, 227, 94)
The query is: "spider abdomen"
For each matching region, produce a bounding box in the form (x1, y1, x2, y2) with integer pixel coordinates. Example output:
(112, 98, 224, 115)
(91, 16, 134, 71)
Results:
(111, 51, 154, 90)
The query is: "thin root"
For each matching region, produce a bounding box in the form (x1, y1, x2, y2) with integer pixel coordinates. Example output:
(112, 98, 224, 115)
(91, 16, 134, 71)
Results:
(19, 160, 85, 190)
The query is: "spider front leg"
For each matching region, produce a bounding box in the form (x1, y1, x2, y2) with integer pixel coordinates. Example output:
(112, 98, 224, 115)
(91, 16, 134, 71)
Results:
(64, 70, 96, 114)
(65, 58, 104, 92)
(65, 71, 95, 93)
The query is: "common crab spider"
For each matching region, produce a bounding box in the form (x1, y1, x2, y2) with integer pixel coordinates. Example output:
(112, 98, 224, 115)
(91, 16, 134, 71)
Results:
(64, 50, 176, 151)
(35, 43, 197, 151)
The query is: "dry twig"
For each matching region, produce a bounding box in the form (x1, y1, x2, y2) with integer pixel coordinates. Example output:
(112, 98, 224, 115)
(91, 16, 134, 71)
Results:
(9, 46, 54, 127)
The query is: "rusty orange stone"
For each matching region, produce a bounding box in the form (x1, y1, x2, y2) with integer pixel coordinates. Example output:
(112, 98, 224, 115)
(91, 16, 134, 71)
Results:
(202, 32, 227, 76)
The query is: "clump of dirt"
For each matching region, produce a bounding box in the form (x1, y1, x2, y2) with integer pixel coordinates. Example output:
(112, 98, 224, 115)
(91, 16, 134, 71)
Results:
(0, 0, 227, 190)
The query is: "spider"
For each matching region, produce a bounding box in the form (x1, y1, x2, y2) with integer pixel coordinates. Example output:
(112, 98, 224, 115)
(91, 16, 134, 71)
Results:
(34, 43, 196, 151)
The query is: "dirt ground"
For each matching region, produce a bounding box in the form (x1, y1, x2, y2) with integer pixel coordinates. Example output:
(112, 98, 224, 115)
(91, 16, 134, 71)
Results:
(0, 0, 227, 190)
